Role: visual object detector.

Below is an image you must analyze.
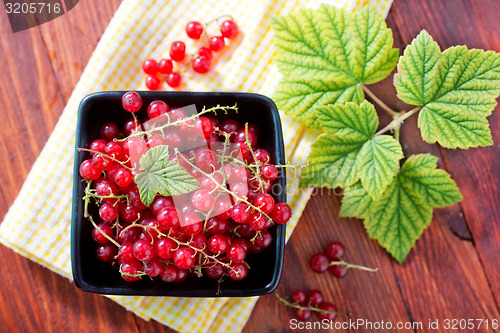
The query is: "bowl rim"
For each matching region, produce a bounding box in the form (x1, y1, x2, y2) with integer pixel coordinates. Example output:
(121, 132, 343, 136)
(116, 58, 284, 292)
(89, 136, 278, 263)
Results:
(71, 91, 287, 297)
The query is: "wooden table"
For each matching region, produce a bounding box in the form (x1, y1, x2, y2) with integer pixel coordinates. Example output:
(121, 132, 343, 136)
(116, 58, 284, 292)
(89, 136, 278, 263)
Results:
(1, 1, 499, 332)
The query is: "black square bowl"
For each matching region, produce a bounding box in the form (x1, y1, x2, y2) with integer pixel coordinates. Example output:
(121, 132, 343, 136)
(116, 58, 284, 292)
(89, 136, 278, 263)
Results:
(71, 91, 286, 297)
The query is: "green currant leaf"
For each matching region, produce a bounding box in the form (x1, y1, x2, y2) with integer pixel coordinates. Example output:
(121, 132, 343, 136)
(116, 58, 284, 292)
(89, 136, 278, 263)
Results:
(162, 159, 200, 196)
(135, 145, 199, 206)
(300, 101, 403, 197)
(341, 154, 463, 263)
(394, 30, 500, 148)
(357, 135, 404, 200)
(271, 4, 399, 126)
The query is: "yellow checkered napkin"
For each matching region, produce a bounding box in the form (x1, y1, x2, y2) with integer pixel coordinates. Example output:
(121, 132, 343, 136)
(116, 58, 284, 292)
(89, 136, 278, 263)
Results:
(0, 0, 392, 331)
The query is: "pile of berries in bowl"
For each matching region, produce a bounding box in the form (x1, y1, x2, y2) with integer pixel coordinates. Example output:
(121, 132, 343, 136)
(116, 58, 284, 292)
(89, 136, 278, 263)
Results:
(71, 91, 289, 296)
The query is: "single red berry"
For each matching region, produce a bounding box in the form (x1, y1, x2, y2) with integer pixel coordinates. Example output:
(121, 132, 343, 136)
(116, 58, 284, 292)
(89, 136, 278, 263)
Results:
(260, 164, 278, 181)
(290, 290, 306, 303)
(99, 202, 118, 222)
(89, 139, 107, 154)
(191, 189, 215, 211)
(143, 258, 163, 277)
(294, 303, 312, 321)
(192, 56, 211, 74)
(161, 264, 179, 282)
(186, 21, 204, 39)
(325, 241, 346, 260)
(270, 202, 292, 224)
(145, 135, 165, 148)
(145, 75, 161, 90)
(231, 203, 251, 223)
(166, 72, 182, 88)
(156, 208, 179, 230)
(104, 141, 124, 161)
(306, 290, 323, 306)
(173, 246, 195, 269)
(118, 227, 141, 244)
(142, 59, 158, 75)
(100, 122, 120, 141)
(120, 204, 140, 223)
(254, 193, 275, 213)
(198, 46, 212, 60)
(209, 36, 225, 52)
(221, 119, 241, 134)
(228, 263, 248, 281)
(253, 230, 272, 248)
(195, 148, 218, 172)
(207, 234, 230, 254)
(317, 302, 338, 321)
(155, 238, 177, 259)
(227, 243, 247, 263)
(133, 238, 155, 261)
(310, 253, 330, 273)
(91, 222, 113, 244)
(205, 217, 229, 235)
(190, 233, 208, 250)
(158, 58, 173, 74)
(118, 242, 135, 263)
(235, 128, 258, 146)
(180, 219, 203, 236)
(96, 243, 117, 262)
(147, 100, 170, 119)
(194, 116, 214, 138)
(220, 20, 239, 39)
(174, 268, 188, 282)
(123, 119, 142, 136)
(150, 195, 175, 215)
(214, 197, 232, 220)
(329, 263, 348, 278)
(205, 263, 225, 279)
(120, 259, 143, 282)
(79, 159, 101, 180)
(121, 91, 142, 113)
(170, 41, 186, 61)
(249, 213, 268, 231)
(113, 168, 133, 187)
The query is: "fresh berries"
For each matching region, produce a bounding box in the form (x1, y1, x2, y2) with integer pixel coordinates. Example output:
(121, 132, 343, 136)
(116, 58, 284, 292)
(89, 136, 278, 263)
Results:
(276, 290, 342, 322)
(141, 15, 240, 89)
(121, 91, 143, 113)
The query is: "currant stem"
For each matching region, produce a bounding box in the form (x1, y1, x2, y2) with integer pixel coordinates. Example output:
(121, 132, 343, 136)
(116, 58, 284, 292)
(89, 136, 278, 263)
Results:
(373, 106, 422, 137)
(274, 293, 351, 316)
(361, 84, 397, 116)
(328, 257, 379, 273)
(77, 148, 133, 170)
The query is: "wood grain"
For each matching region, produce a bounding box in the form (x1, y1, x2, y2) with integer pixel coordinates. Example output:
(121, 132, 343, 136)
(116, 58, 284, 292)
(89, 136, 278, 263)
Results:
(0, 1, 499, 333)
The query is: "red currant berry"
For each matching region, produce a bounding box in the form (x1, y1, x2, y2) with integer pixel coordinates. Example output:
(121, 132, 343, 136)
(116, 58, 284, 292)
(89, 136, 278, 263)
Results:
(170, 41, 186, 61)
(294, 303, 312, 321)
(180, 218, 203, 236)
(209, 36, 225, 52)
(155, 238, 177, 260)
(156, 208, 179, 230)
(329, 263, 348, 278)
(96, 243, 117, 262)
(325, 241, 345, 260)
(150, 195, 175, 215)
(247, 123, 260, 136)
(173, 246, 195, 269)
(91, 222, 113, 244)
(166, 72, 182, 88)
(317, 302, 338, 321)
(145, 75, 161, 90)
(186, 21, 204, 39)
(123, 118, 142, 136)
(194, 116, 214, 138)
(146, 135, 165, 148)
(214, 197, 232, 220)
(260, 164, 278, 181)
(104, 141, 124, 161)
(198, 46, 212, 60)
(158, 58, 173, 74)
(120, 259, 143, 282)
(253, 230, 272, 248)
(207, 234, 230, 254)
(143, 258, 163, 277)
(254, 193, 275, 213)
(113, 168, 133, 187)
(249, 213, 268, 231)
(161, 264, 179, 282)
(270, 202, 292, 224)
(200, 171, 224, 192)
(195, 148, 218, 172)
(205, 217, 228, 235)
(310, 253, 330, 273)
(118, 227, 141, 244)
(133, 239, 155, 261)
(142, 59, 158, 75)
(120, 204, 140, 223)
(230, 203, 251, 223)
(306, 290, 323, 306)
(127, 186, 148, 211)
(235, 128, 258, 146)
(174, 268, 188, 282)
(237, 223, 256, 239)
(227, 243, 247, 263)
(100, 122, 120, 141)
(220, 20, 239, 39)
(99, 202, 118, 222)
(205, 263, 225, 279)
(79, 159, 101, 180)
(190, 233, 208, 250)
(118, 242, 135, 263)
(290, 290, 306, 303)
(147, 100, 170, 119)
(89, 139, 107, 154)
(192, 56, 211, 74)
(121, 92, 142, 113)
(228, 263, 248, 281)
(190, 189, 215, 211)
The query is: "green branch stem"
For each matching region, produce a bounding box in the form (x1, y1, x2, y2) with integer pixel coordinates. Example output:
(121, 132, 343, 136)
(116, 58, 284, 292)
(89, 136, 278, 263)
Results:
(373, 106, 422, 137)
(329, 257, 379, 272)
(361, 84, 397, 116)
(77, 148, 132, 170)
